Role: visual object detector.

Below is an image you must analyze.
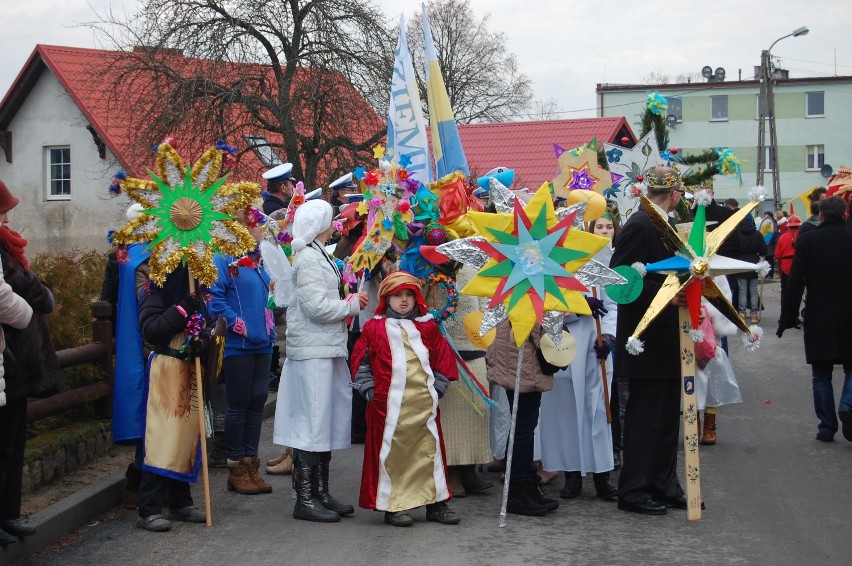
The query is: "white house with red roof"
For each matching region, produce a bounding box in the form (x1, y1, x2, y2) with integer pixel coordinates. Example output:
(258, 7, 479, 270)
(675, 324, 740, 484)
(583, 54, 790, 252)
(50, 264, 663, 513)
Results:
(0, 45, 384, 254)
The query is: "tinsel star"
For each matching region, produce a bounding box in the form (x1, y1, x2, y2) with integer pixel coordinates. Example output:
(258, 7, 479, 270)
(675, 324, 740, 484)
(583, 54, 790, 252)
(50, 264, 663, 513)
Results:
(112, 143, 259, 286)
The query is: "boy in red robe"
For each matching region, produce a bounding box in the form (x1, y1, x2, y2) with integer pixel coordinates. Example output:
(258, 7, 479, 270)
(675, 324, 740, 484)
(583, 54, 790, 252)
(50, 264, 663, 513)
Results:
(350, 271, 461, 527)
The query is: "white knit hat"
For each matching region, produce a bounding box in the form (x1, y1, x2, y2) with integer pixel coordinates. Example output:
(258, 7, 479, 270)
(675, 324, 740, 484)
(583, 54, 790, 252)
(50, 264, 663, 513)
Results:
(291, 199, 333, 253)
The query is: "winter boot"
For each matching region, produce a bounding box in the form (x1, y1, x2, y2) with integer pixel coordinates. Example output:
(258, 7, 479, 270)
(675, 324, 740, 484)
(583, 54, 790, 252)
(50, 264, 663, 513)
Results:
(293, 461, 340, 522)
(248, 456, 273, 493)
(266, 448, 293, 475)
(593, 472, 618, 501)
(527, 477, 559, 511)
(314, 459, 354, 516)
(227, 458, 261, 495)
(506, 479, 549, 516)
(701, 412, 717, 445)
(447, 466, 466, 497)
(208, 432, 228, 468)
(460, 465, 494, 493)
(560, 471, 582, 499)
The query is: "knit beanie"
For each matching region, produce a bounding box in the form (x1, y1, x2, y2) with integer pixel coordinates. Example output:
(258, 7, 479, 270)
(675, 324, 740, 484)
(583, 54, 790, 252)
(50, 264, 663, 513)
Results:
(291, 199, 333, 253)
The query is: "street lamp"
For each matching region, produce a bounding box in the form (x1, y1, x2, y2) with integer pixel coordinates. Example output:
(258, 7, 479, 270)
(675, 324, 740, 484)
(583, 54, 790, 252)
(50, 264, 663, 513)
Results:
(757, 26, 809, 210)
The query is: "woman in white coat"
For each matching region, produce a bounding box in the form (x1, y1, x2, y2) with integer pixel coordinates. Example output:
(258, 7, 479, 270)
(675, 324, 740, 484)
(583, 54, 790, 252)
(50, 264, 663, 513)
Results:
(538, 288, 619, 501)
(272, 200, 367, 522)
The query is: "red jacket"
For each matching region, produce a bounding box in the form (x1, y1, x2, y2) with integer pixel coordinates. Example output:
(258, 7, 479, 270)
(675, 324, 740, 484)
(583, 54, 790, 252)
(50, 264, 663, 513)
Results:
(775, 230, 799, 275)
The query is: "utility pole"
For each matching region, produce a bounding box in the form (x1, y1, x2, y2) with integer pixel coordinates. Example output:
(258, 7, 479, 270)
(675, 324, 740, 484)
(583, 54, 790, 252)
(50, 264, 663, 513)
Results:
(756, 50, 781, 210)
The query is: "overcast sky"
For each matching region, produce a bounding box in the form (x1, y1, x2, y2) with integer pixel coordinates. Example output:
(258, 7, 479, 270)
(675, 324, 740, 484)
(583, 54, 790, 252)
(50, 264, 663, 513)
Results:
(2, 0, 849, 120)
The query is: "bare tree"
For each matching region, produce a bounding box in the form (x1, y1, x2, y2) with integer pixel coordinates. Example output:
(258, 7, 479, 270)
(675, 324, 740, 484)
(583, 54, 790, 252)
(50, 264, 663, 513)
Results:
(404, 0, 534, 124)
(642, 71, 672, 85)
(527, 98, 561, 121)
(87, 0, 394, 188)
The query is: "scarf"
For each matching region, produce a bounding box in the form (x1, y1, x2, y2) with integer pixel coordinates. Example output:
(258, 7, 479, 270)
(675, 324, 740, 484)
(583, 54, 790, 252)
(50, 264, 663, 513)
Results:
(0, 227, 29, 270)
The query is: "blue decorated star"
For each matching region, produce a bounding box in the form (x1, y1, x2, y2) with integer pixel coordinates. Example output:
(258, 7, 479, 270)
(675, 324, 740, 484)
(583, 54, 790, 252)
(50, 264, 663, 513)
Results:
(398, 153, 412, 168)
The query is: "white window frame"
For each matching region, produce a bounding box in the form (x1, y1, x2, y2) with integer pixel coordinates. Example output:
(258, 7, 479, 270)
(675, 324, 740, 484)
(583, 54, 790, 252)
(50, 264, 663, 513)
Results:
(805, 144, 825, 171)
(805, 91, 824, 118)
(764, 146, 775, 173)
(244, 135, 283, 168)
(45, 146, 71, 200)
(710, 95, 728, 121)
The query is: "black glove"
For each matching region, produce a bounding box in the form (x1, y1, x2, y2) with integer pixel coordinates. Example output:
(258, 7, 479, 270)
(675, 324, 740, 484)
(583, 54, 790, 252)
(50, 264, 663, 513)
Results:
(179, 292, 201, 316)
(776, 318, 800, 338)
(188, 329, 211, 359)
(594, 334, 613, 360)
(585, 295, 608, 318)
(433, 372, 450, 399)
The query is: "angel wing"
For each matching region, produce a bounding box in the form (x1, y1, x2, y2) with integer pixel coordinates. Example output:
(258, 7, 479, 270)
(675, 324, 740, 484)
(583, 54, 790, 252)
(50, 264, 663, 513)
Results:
(260, 240, 293, 307)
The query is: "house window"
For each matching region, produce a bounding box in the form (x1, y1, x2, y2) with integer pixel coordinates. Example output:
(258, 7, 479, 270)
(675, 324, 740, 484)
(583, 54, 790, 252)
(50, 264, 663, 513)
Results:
(806, 145, 825, 171)
(668, 97, 682, 122)
(46, 146, 71, 198)
(710, 95, 728, 121)
(244, 135, 283, 167)
(806, 92, 824, 117)
(764, 146, 775, 172)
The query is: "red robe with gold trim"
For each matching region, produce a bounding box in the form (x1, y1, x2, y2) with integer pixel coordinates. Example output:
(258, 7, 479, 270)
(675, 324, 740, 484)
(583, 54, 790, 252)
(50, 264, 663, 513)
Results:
(350, 314, 459, 512)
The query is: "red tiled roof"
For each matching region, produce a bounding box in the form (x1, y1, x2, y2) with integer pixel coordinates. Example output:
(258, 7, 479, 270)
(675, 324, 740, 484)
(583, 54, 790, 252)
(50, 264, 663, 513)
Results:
(456, 117, 636, 188)
(0, 45, 385, 186)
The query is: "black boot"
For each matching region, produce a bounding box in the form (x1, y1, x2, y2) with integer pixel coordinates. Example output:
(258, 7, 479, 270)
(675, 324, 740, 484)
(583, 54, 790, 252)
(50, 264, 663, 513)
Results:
(560, 471, 582, 499)
(506, 479, 549, 516)
(314, 459, 354, 516)
(526, 477, 559, 511)
(293, 461, 340, 522)
(593, 472, 618, 501)
(208, 432, 228, 468)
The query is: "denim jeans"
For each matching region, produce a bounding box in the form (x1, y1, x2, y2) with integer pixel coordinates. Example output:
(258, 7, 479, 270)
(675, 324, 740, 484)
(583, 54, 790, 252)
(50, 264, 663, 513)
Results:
(224, 353, 272, 459)
(811, 362, 852, 437)
(737, 277, 760, 313)
(504, 390, 542, 482)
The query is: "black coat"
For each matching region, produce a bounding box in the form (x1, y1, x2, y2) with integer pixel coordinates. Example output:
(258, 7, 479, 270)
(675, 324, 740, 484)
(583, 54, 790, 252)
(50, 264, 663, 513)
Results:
(781, 218, 852, 364)
(610, 208, 680, 381)
(735, 219, 768, 280)
(1, 248, 61, 400)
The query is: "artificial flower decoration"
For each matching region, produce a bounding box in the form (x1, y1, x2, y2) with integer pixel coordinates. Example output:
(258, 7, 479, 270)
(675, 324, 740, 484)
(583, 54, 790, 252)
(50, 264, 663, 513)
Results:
(462, 186, 610, 346)
(113, 143, 260, 286)
(625, 189, 767, 355)
(715, 148, 743, 185)
(645, 91, 668, 116)
(346, 162, 417, 274)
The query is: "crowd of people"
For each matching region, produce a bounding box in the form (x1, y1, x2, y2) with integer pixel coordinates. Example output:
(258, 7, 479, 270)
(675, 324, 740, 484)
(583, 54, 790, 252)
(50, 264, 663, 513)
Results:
(1, 160, 851, 544)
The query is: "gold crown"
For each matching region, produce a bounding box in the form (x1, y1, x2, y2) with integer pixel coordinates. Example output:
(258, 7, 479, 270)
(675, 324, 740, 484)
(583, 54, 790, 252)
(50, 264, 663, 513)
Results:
(647, 171, 681, 190)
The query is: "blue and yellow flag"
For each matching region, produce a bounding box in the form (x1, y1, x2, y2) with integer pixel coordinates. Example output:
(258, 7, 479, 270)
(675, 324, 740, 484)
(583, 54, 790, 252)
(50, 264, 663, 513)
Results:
(387, 15, 432, 183)
(422, 4, 469, 179)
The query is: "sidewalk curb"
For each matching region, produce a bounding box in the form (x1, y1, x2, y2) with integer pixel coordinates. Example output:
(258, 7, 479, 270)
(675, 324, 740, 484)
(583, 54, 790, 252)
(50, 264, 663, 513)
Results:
(1, 396, 278, 565)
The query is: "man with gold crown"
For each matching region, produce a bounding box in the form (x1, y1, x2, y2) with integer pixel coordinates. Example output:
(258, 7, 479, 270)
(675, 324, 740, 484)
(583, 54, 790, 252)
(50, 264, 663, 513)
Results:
(610, 165, 688, 516)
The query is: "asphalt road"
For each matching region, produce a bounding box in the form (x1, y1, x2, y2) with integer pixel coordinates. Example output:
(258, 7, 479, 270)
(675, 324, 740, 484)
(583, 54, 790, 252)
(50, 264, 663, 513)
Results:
(22, 281, 852, 565)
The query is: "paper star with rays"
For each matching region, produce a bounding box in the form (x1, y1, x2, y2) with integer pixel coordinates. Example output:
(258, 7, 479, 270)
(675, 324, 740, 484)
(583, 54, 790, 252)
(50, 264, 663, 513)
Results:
(551, 147, 612, 199)
(455, 186, 611, 346)
(603, 131, 663, 221)
(113, 143, 259, 287)
(625, 192, 765, 355)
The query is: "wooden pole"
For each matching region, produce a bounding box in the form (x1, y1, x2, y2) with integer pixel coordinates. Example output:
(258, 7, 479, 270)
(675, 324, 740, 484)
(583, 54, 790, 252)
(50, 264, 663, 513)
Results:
(188, 275, 212, 527)
(678, 306, 702, 521)
(591, 288, 612, 424)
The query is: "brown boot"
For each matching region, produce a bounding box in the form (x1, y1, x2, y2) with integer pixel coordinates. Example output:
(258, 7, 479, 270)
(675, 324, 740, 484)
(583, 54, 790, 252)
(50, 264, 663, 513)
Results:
(266, 448, 293, 475)
(266, 448, 291, 467)
(447, 466, 465, 497)
(459, 465, 494, 493)
(701, 412, 717, 445)
(248, 456, 273, 493)
(227, 458, 261, 495)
